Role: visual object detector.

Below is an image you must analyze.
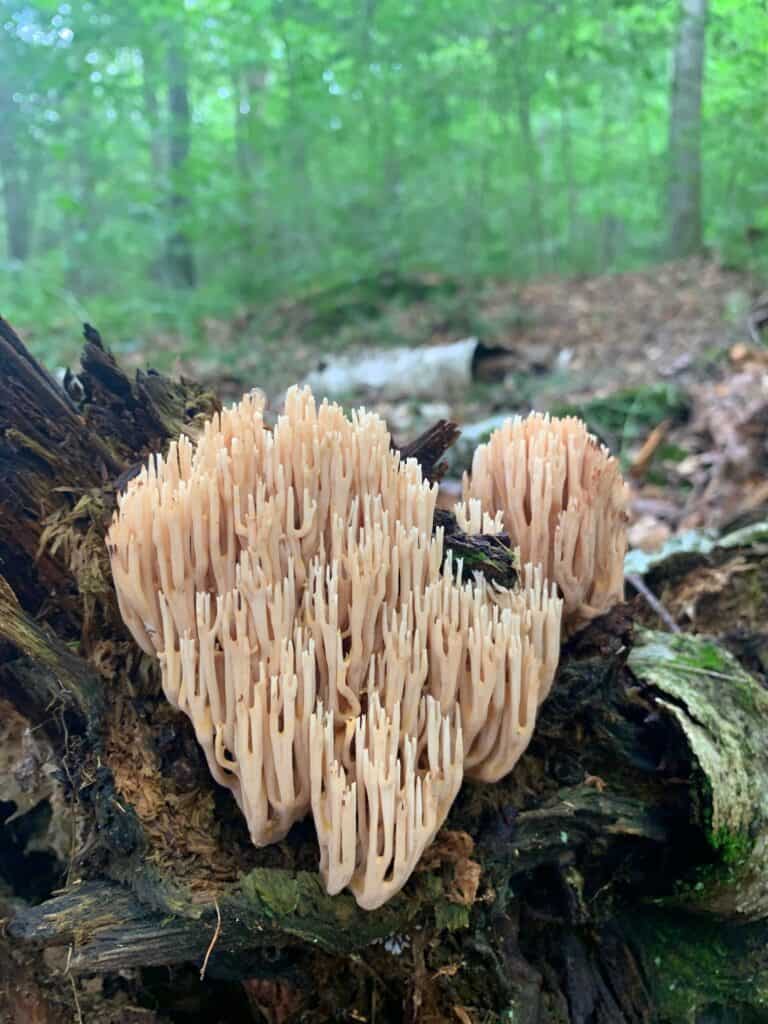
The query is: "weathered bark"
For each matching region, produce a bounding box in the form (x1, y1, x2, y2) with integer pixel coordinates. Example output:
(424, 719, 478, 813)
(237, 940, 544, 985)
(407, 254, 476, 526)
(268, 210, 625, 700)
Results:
(1, 317, 767, 1023)
(666, 0, 708, 258)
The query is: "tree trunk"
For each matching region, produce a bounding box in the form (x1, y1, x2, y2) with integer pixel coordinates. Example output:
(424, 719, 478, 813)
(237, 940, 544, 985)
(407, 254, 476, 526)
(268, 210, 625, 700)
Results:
(65, 91, 100, 294)
(0, 72, 37, 262)
(233, 63, 265, 285)
(512, 51, 545, 274)
(142, 47, 165, 183)
(494, 25, 545, 275)
(140, 44, 170, 287)
(0, 163, 33, 262)
(1, 317, 767, 1023)
(166, 35, 196, 287)
(277, 21, 317, 262)
(666, 0, 708, 259)
(559, 99, 578, 264)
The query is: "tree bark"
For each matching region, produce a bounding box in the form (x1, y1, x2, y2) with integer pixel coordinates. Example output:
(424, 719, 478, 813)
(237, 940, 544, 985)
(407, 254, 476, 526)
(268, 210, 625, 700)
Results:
(1, 317, 767, 1023)
(666, 0, 708, 259)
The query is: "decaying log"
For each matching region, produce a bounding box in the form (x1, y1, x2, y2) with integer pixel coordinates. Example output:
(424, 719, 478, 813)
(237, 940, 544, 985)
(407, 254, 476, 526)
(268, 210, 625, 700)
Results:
(1, 318, 767, 1023)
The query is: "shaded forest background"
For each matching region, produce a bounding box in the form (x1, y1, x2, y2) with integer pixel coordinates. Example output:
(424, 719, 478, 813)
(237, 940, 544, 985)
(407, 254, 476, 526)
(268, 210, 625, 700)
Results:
(1, 0, 766, 373)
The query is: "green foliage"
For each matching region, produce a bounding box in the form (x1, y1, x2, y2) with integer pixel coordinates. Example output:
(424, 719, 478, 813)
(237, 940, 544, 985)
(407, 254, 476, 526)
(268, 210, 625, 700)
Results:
(552, 383, 690, 464)
(0, 0, 766, 366)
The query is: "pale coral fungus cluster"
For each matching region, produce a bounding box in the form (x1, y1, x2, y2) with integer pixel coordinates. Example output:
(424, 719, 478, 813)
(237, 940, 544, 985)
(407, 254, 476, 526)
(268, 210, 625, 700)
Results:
(464, 412, 629, 633)
(107, 387, 625, 909)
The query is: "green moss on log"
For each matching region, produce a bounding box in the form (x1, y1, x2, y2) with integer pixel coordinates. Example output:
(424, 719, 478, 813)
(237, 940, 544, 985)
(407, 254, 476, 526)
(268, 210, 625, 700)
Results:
(626, 908, 768, 1023)
(236, 867, 430, 951)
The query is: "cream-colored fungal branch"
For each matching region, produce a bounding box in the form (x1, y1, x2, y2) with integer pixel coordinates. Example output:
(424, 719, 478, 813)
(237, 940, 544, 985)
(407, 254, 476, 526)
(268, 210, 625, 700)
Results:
(107, 387, 563, 909)
(453, 498, 504, 537)
(311, 694, 463, 909)
(462, 413, 628, 632)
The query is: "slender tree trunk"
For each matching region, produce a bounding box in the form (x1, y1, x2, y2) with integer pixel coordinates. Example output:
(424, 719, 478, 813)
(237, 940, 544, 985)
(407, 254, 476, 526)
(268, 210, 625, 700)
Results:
(65, 92, 100, 292)
(166, 34, 196, 287)
(0, 75, 36, 262)
(234, 68, 262, 186)
(597, 20, 619, 273)
(558, 0, 579, 269)
(141, 45, 168, 283)
(666, 0, 708, 258)
(510, 35, 545, 274)
(142, 47, 165, 183)
(559, 100, 578, 264)
(233, 64, 265, 283)
(359, 0, 378, 156)
(275, 14, 317, 264)
(0, 159, 33, 262)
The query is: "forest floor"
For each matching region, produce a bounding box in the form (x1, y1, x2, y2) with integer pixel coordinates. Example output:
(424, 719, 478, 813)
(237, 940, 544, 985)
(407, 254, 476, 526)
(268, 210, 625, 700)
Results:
(170, 257, 760, 399)
(159, 256, 768, 558)
(32, 254, 767, 561)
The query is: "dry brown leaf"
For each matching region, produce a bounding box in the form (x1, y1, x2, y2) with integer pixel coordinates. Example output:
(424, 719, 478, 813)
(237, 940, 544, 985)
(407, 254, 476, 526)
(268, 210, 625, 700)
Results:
(450, 858, 482, 906)
(630, 420, 671, 480)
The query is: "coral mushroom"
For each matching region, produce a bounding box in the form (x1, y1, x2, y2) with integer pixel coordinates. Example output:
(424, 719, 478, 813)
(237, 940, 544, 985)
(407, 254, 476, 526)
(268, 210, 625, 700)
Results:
(462, 413, 628, 632)
(107, 387, 562, 908)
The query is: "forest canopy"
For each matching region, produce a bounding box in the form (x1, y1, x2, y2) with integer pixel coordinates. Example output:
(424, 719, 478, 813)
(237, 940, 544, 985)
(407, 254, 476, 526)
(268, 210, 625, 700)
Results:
(0, 0, 766, 366)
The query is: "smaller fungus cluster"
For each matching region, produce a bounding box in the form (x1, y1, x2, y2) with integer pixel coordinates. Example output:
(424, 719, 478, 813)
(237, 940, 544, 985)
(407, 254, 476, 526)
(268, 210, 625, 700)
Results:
(107, 388, 625, 908)
(463, 412, 629, 632)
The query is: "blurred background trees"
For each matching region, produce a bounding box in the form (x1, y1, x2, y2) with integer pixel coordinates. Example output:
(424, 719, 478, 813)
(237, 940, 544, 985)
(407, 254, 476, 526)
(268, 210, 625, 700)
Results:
(0, 0, 765, 364)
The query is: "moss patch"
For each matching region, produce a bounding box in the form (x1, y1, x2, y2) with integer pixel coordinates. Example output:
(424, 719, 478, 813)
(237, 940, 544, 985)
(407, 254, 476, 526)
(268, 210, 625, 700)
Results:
(626, 908, 768, 1022)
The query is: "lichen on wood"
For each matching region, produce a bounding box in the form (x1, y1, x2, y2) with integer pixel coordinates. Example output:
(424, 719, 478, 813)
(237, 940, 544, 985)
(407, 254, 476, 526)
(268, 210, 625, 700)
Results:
(628, 628, 768, 920)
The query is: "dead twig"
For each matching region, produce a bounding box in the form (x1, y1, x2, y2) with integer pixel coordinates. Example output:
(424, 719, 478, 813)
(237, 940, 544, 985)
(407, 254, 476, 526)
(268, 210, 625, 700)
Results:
(627, 573, 680, 633)
(199, 900, 222, 981)
(396, 420, 461, 483)
(70, 973, 84, 1024)
(65, 944, 84, 1024)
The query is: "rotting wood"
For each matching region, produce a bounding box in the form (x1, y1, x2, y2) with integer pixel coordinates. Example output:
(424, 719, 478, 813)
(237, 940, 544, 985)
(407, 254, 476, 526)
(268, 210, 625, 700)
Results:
(0, 318, 767, 1023)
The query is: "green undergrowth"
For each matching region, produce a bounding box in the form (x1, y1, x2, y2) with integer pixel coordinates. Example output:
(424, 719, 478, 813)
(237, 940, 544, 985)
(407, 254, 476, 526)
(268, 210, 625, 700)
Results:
(552, 383, 690, 470)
